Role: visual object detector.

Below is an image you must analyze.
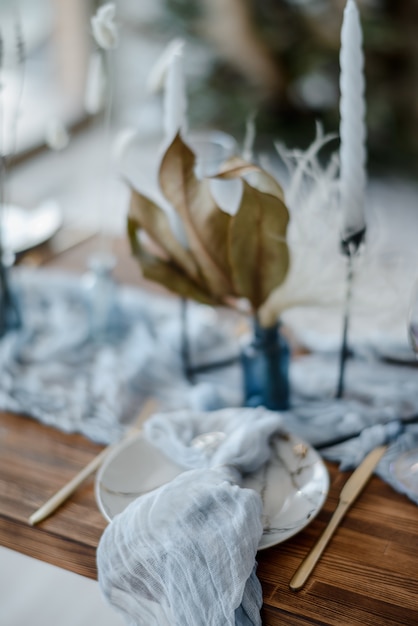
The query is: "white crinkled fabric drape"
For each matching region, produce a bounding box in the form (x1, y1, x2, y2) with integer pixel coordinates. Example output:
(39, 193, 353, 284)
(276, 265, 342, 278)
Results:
(143, 406, 283, 471)
(97, 408, 284, 625)
(97, 467, 263, 626)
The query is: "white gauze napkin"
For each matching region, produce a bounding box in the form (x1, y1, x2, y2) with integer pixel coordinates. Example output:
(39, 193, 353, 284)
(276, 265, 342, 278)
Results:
(97, 407, 283, 626)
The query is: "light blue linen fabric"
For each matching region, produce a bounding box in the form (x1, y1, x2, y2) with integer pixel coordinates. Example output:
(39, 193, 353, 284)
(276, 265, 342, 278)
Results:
(285, 354, 418, 504)
(0, 268, 242, 443)
(3, 269, 418, 505)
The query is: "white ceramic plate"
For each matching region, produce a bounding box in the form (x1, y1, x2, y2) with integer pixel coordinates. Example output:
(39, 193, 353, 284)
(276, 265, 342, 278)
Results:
(95, 431, 329, 550)
(3, 202, 62, 253)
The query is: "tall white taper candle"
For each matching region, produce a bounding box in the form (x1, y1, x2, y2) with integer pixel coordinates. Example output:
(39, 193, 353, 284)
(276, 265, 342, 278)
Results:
(339, 0, 367, 243)
(163, 43, 187, 140)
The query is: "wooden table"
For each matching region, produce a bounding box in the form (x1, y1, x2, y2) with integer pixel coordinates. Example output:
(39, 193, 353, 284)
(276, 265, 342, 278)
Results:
(1, 236, 417, 625)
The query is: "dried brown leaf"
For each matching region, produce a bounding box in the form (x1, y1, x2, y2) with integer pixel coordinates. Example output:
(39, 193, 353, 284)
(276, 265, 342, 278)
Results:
(217, 157, 285, 202)
(127, 218, 218, 305)
(229, 181, 289, 310)
(159, 134, 234, 298)
(128, 188, 199, 281)
(217, 156, 260, 179)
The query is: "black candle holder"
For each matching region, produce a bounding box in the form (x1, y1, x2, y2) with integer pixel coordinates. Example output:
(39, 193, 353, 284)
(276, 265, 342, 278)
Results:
(336, 227, 366, 398)
(180, 297, 240, 384)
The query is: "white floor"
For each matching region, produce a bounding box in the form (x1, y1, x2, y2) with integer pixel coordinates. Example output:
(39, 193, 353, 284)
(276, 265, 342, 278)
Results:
(0, 547, 124, 626)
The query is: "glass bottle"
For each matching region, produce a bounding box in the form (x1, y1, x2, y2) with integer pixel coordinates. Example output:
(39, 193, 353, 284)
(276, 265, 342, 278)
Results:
(83, 252, 117, 341)
(241, 318, 290, 411)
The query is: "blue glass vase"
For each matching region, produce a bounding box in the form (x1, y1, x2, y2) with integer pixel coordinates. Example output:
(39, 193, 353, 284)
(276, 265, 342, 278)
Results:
(241, 319, 290, 411)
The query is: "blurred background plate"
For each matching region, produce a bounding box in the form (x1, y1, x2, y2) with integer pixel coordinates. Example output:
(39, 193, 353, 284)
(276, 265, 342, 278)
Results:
(3, 201, 62, 254)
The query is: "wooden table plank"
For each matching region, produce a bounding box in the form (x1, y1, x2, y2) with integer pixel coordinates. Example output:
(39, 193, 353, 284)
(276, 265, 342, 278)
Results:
(0, 412, 105, 578)
(2, 235, 418, 625)
(2, 407, 417, 625)
(257, 474, 418, 625)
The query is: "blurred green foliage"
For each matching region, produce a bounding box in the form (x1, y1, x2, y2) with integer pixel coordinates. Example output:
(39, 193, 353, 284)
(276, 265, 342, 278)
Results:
(161, 0, 418, 176)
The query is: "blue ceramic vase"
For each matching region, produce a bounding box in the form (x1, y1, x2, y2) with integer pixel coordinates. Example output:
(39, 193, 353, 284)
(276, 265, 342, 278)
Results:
(241, 318, 290, 411)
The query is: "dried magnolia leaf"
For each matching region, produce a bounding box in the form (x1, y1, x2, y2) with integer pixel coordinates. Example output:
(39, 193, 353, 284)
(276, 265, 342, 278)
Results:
(217, 156, 260, 179)
(229, 181, 289, 309)
(128, 133, 290, 315)
(185, 178, 235, 292)
(218, 157, 285, 202)
(247, 169, 285, 203)
(127, 219, 218, 305)
(159, 133, 234, 298)
(128, 188, 199, 281)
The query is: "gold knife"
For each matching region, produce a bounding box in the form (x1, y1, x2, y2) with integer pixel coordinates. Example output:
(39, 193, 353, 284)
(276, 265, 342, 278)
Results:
(289, 444, 387, 591)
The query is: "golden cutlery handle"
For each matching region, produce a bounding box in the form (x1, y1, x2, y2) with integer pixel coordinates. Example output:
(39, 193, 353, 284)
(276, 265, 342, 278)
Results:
(28, 447, 109, 525)
(29, 398, 157, 526)
(289, 502, 348, 591)
(290, 444, 387, 591)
